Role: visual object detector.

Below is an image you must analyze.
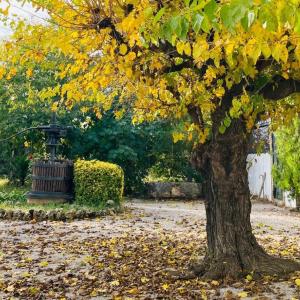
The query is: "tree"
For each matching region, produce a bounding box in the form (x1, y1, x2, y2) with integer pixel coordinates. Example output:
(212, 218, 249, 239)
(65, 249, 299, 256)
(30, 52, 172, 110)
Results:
(1, 0, 300, 279)
(0, 65, 52, 185)
(273, 115, 300, 201)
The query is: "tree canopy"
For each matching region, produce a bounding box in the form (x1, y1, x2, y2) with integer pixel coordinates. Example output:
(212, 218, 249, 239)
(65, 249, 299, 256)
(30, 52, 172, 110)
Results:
(1, 0, 300, 143)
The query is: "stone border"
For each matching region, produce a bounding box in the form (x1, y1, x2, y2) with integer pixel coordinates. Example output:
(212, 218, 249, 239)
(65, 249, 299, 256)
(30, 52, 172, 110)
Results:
(0, 208, 118, 222)
(146, 182, 203, 199)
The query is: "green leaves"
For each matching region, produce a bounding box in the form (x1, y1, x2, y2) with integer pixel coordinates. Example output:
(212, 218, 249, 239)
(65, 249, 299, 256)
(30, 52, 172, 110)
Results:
(295, 11, 300, 34)
(192, 13, 204, 34)
(258, 7, 278, 32)
(220, 0, 252, 30)
(179, 17, 189, 40)
(162, 15, 189, 41)
(219, 114, 231, 134)
(273, 117, 300, 198)
(241, 11, 255, 31)
(204, 0, 217, 21)
(153, 7, 166, 24)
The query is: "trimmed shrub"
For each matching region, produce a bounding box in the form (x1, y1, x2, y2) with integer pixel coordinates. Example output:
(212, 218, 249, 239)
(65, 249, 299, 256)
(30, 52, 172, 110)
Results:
(74, 160, 124, 207)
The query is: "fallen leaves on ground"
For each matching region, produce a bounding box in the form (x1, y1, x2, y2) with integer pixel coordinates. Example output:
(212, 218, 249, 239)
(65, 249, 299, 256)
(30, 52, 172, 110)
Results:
(0, 201, 299, 299)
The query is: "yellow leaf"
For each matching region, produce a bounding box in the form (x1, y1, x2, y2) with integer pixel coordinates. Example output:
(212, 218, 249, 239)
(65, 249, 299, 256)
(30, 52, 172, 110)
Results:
(80, 106, 89, 113)
(26, 68, 33, 78)
(211, 280, 219, 286)
(280, 46, 289, 63)
(24, 141, 30, 148)
(246, 118, 254, 130)
(183, 42, 191, 56)
(0, 67, 6, 80)
(214, 86, 225, 98)
(90, 290, 98, 297)
(261, 43, 271, 58)
(199, 128, 209, 144)
(110, 280, 120, 286)
(238, 291, 248, 298)
(21, 272, 31, 278)
(39, 261, 49, 267)
(246, 274, 253, 281)
(272, 43, 288, 63)
(28, 287, 40, 295)
(119, 44, 128, 55)
(127, 51, 136, 61)
(282, 72, 289, 79)
(141, 277, 149, 283)
(125, 67, 133, 77)
(128, 287, 139, 294)
(162, 283, 169, 291)
(295, 45, 300, 61)
(172, 132, 185, 143)
(193, 39, 209, 62)
(177, 287, 186, 294)
(6, 67, 17, 80)
(201, 288, 208, 300)
(71, 31, 79, 39)
(245, 39, 261, 64)
(1, 5, 10, 16)
(6, 285, 14, 292)
(176, 41, 185, 55)
(225, 43, 234, 56)
(51, 101, 59, 112)
(295, 278, 300, 286)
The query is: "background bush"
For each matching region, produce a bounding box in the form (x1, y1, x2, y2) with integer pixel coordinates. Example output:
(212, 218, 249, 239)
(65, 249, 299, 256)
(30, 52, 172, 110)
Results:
(74, 160, 124, 207)
(273, 117, 300, 199)
(66, 112, 202, 194)
(0, 60, 201, 193)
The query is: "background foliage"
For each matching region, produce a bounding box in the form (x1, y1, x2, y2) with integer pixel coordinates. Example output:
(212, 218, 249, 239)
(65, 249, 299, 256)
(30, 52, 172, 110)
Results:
(273, 116, 300, 199)
(0, 65, 200, 194)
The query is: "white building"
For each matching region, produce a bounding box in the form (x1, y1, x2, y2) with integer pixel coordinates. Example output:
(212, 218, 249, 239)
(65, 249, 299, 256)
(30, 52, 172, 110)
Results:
(247, 122, 298, 209)
(247, 153, 273, 201)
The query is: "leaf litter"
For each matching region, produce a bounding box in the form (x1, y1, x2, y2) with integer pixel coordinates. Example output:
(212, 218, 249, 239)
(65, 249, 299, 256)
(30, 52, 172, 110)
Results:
(0, 200, 299, 299)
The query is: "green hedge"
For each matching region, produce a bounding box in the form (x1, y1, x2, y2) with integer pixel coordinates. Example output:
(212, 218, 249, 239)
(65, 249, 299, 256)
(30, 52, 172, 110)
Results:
(74, 160, 124, 207)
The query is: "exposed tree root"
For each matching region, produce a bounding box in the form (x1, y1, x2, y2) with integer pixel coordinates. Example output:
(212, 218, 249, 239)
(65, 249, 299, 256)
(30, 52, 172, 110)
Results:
(189, 252, 300, 280)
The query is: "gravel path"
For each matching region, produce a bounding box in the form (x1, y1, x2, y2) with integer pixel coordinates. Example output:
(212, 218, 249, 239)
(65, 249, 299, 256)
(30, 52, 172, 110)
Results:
(127, 199, 300, 233)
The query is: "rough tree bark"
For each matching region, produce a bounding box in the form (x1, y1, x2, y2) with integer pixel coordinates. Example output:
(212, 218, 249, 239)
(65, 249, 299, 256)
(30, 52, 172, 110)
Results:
(189, 98, 300, 280)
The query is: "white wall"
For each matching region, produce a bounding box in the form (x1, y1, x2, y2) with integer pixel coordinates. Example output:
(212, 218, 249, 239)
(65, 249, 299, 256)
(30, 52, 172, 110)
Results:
(247, 153, 273, 201)
(283, 191, 298, 208)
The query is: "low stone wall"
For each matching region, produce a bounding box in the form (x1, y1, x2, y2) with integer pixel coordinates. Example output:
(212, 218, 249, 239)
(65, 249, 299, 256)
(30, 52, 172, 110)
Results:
(146, 182, 203, 199)
(0, 208, 118, 222)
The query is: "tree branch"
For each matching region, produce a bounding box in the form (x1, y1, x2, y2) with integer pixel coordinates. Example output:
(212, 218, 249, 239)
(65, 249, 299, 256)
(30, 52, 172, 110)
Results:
(187, 104, 205, 128)
(260, 76, 300, 100)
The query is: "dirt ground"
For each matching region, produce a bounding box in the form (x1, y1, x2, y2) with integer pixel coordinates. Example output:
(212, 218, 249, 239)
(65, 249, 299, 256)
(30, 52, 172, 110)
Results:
(0, 200, 300, 299)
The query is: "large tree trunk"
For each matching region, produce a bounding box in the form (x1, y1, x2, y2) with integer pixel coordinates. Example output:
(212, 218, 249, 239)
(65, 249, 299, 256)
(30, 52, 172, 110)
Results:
(190, 107, 300, 279)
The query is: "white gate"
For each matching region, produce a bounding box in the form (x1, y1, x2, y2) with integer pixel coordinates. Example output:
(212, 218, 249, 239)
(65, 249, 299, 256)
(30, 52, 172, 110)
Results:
(247, 153, 273, 201)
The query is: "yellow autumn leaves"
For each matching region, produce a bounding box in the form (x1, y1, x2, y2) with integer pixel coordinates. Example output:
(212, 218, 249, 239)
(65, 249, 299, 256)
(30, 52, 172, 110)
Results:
(0, 0, 299, 145)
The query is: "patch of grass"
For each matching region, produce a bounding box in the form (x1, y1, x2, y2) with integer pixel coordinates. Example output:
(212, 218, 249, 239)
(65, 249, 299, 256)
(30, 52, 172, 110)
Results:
(0, 178, 28, 205)
(0, 177, 115, 213)
(0, 201, 107, 212)
(0, 178, 29, 193)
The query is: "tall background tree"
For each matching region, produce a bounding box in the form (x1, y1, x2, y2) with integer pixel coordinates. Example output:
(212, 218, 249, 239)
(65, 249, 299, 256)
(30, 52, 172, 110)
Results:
(1, 0, 300, 278)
